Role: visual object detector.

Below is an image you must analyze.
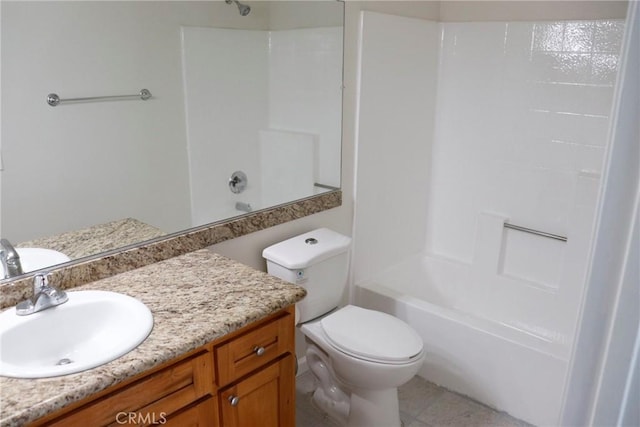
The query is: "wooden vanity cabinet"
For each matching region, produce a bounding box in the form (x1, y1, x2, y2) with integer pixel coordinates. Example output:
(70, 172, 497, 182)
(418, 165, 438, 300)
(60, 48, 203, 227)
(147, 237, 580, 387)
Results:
(29, 306, 295, 427)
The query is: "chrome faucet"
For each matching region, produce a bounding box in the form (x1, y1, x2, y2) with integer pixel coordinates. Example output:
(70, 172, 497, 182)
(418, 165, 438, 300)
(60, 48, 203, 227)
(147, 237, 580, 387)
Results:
(16, 273, 68, 316)
(0, 238, 24, 279)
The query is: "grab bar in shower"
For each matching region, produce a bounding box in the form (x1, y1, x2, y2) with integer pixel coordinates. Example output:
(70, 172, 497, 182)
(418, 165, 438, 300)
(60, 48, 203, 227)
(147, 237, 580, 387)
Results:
(504, 222, 567, 242)
(47, 89, 152, 107)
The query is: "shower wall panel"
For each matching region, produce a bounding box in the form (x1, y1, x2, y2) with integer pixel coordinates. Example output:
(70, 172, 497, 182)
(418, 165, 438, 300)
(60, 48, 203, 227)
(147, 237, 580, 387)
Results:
(181, 27, 268, 227)
(182, 26, 342, 225)
(353, 11, 626, 425)
(353, 13, 624, 352)
(423, 18, 624, 343)
(269, 27, 343, 190)
(352, 12, 440, 286)
(425, 20, 624, 266)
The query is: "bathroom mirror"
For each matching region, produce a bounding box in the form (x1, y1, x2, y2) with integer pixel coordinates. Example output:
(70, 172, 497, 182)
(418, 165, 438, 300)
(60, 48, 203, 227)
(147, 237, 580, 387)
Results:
(0, 1, 344, 279)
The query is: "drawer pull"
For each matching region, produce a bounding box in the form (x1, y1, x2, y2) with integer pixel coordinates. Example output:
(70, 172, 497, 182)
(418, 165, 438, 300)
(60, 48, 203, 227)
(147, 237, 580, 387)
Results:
(253, 346, 266, 356)
(228, 395, 240, 406)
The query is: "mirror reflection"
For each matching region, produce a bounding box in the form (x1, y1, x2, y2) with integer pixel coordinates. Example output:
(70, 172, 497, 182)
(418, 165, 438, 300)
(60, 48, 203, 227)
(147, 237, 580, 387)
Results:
(0, 0, 344, 277)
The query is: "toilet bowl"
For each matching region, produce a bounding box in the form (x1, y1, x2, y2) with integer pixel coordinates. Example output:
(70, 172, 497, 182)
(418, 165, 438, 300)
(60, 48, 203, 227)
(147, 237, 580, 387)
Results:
(300, 305, 425, 427)
(263, 228, 425, 427)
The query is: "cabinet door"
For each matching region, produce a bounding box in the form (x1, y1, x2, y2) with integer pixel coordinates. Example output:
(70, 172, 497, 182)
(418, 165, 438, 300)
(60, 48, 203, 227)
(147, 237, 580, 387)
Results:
(162, 397, 218, 427)
(219, 355, 295, 427)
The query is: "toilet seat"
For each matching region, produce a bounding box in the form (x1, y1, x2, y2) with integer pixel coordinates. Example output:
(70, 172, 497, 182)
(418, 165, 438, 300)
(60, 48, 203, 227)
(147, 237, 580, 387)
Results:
(320, 305, 423, 365)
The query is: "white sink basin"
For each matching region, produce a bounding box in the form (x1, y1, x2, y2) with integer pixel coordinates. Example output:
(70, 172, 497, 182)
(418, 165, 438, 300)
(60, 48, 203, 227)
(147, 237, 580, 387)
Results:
(0, 248, 71, 277)
(0, 290, 153, 378)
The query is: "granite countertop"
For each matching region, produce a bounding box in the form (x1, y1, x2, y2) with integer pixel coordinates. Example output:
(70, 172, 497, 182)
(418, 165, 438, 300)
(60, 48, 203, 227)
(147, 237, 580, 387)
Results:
(0, 249, 306, 427)
(17, 217, 167, 260)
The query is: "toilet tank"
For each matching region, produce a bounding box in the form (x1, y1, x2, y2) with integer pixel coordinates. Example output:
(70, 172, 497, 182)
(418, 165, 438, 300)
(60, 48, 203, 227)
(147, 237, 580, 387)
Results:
(262, 228, 351, 323)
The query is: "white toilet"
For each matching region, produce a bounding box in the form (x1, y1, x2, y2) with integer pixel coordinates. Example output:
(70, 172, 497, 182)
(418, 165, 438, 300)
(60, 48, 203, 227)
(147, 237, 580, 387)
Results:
(263, 228, 425, 427)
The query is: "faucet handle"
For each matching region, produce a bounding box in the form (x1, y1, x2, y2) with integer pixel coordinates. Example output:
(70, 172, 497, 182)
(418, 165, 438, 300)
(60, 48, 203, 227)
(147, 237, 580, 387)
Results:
(34, 272, 68, 306)
(33, 273, 50, 293)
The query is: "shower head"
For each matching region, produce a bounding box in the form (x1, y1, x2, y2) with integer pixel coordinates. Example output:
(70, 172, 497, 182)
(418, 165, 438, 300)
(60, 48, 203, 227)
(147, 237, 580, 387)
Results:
(225, 0, 251, 16)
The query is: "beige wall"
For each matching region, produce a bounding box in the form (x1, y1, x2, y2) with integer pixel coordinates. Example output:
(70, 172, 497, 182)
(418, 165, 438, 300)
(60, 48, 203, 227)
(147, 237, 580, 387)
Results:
(269, 1, 344, 29)
(440, 1, 627, 22)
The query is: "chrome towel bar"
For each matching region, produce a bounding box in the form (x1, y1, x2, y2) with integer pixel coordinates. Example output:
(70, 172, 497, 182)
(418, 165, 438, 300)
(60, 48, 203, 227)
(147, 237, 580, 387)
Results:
(504, 222, 567, 242)
(47, 89, 152, 107)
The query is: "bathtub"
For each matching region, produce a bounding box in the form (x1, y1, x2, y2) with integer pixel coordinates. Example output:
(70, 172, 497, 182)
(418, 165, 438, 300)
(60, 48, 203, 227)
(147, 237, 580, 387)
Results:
(354, 253, 569, 427)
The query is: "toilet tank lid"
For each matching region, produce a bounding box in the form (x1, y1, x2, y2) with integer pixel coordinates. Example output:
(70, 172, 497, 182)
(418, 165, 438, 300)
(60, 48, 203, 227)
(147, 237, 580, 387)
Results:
(262, 228, 351, 269)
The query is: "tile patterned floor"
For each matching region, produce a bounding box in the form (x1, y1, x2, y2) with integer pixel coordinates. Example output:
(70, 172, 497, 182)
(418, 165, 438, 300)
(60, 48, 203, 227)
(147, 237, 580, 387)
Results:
(296, 371, 532, 427)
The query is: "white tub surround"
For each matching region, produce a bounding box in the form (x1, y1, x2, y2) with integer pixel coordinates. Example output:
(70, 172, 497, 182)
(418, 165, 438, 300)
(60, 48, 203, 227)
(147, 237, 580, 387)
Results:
(352, 11, 623, 426)
(181, 26, 342, 226)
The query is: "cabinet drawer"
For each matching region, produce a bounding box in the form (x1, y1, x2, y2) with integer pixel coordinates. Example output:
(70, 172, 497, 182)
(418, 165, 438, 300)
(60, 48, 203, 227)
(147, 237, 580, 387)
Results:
(44, 352, 214, 427)
(215, 312, 293, 386)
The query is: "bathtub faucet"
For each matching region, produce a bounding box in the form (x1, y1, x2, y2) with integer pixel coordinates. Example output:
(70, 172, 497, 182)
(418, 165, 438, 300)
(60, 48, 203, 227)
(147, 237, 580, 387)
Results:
(0, 238, 24, 279)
